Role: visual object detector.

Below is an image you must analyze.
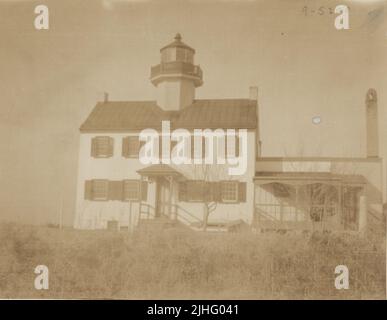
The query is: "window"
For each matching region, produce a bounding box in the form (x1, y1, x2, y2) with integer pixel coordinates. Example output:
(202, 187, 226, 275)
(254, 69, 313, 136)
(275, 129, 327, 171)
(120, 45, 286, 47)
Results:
(221, 181, 239, 203)
(91, 136, 114, 158)
(123, 180, 140, 200)
(185, 50, 193, 64)
(92, 180, 109, 200)
(161, 48, 176, 63)
(85, 180, 147, 202)
(176, 48, 185, 61)
(122, 136, 141, 158)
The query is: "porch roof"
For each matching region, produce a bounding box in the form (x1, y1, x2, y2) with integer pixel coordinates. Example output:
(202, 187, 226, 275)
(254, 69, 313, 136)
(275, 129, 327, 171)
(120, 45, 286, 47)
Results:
(137, 164, 184, 177)
(254, 172, 366, 185)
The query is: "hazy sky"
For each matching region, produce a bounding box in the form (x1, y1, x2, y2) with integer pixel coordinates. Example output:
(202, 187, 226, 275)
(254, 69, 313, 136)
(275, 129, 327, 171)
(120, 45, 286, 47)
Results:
(0, 0, 386, 225)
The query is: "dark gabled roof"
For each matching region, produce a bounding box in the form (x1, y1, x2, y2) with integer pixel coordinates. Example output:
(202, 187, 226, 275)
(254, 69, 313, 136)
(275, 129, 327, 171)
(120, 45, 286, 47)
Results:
(174, 99, 257, 129)
(80, 101, 166, 132)
(80, 99, 257, 132)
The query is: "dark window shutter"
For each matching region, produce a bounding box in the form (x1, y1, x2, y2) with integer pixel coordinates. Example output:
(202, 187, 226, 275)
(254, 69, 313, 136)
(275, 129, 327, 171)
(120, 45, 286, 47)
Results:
(212, 182, 222, 202)
(191, 137, 195, 159)
(139, 140, 146, 158)
(202, 138, 206, 159)
(191, 136, 205, 160)
(238, 182, 246, 202)
(236, 135, 240, 157)
(225, 138, 227, 159)
(123, 136, 141, 158)
(122, 137, 129, 157)
(108, 181, 123, 201)
(90, 138, 96, 157)
(189, 181, 205, 201)
(170, 140, 177, 155)
(84, 180, 93, 200)
(203, 182, 213, 202)
(178, 181, 187, 201)
(108, 137, 114, 157)
(141, 181, 148, 201)
(226, 135, 239, 157)
(158, 136, 161, 159)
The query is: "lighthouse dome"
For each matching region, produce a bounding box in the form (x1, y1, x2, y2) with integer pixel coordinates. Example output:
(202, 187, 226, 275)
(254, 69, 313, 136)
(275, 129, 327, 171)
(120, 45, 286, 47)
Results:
(159, 33, 195, 64)
(150, 33, 203, 88)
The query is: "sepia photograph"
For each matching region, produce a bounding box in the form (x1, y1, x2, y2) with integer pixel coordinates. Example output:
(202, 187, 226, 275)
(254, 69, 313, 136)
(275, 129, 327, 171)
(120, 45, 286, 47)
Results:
(0, 0, 386, 304)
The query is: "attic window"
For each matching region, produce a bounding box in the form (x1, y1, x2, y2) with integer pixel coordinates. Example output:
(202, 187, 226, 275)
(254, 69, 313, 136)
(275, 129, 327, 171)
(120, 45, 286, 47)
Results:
(91, 136, 114, 158)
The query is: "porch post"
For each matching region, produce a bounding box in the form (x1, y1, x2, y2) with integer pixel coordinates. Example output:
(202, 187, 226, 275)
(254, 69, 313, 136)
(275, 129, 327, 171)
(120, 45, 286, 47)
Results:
(359, 188, 367, 233)
(295, 184, 299, 222)
(337, 184, 342, 230)
(168, 176, 175, 220)
(139, 175, 144, 221)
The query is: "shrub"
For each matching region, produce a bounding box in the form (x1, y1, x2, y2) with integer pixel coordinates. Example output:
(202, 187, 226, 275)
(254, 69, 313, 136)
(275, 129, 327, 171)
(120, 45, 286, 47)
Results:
(0, 223, 384, 299)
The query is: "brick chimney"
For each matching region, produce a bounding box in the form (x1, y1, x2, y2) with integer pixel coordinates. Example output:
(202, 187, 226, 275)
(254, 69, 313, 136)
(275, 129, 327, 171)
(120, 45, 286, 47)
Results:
(249, 86, 258, 101)
(366, 88, 379, 158)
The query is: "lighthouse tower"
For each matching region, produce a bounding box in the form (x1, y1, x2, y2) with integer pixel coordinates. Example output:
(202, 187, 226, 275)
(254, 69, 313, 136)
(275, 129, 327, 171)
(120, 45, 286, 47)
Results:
(150, 33, 203, 111)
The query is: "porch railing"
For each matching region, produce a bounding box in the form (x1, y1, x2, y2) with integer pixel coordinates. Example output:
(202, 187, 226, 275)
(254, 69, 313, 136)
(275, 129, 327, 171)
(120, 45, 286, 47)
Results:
(139, 202, 156, 220)
(173, 204, 202, 226)
(254, 204, 342, 231)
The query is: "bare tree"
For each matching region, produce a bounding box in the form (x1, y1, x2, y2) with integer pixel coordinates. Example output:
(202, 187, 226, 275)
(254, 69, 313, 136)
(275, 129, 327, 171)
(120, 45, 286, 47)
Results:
(190, 163, 228, 231)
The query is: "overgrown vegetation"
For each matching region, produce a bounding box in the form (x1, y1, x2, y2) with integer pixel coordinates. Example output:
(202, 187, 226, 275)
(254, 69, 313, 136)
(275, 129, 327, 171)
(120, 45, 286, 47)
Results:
(0, 222, 385, 299)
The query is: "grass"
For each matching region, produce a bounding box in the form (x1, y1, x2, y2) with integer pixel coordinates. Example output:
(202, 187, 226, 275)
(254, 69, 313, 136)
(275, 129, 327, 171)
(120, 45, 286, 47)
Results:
(0, 222, 385, 299)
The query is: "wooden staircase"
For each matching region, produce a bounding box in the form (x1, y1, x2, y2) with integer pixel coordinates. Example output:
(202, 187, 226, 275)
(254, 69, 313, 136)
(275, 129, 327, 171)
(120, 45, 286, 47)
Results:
(138, 202, 246, 233)
(137, 216, 180, 232)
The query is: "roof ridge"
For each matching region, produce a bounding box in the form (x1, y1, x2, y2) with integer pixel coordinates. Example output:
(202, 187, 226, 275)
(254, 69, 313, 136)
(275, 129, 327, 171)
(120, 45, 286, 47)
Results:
(96, 98, 251, 103)
(193, 98, 251, 101)
(96, 100, 157, 104)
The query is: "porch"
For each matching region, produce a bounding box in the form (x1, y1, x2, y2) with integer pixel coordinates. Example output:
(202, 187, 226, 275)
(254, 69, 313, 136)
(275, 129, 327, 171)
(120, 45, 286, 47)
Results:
(136, 164, 248, 232)
(254, 172, 367, 232)
(137, 164, 183, 221)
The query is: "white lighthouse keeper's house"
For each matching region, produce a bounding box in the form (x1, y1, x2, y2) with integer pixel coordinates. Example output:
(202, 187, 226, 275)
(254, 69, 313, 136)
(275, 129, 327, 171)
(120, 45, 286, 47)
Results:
(75, 34, 384, 233)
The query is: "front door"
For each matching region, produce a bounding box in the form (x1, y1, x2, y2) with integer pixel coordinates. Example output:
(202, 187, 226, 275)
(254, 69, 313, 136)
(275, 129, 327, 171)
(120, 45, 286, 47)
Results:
(155, 177, 171, 218)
